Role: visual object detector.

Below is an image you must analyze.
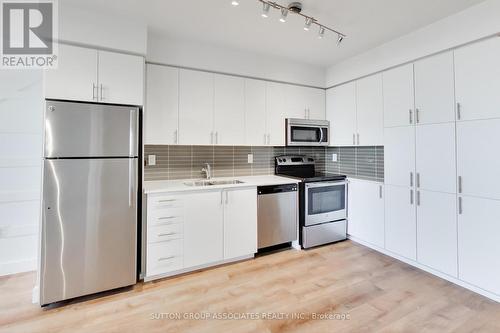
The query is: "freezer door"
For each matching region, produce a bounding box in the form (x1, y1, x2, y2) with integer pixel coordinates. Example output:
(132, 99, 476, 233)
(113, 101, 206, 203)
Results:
(40, 158, 137, 305)
(44, 101, 138, 158)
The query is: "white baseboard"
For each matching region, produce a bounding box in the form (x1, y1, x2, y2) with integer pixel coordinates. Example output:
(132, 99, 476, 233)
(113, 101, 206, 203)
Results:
(0, 258, 36, 276)
(348, 236, 500, 303)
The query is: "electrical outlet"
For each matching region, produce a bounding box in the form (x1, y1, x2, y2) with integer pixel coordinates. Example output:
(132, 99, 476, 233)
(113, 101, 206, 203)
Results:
(148, 155, 156, 166)
(332, 153, 338, 162)
(247, 154, 253, 164)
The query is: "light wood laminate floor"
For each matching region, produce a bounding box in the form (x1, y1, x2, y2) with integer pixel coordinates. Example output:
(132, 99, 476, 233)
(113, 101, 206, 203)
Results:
(1, 241, 499, 333)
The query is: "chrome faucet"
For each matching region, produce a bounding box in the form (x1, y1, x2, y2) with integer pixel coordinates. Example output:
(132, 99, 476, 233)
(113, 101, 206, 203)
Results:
(201, 163, 212, 179)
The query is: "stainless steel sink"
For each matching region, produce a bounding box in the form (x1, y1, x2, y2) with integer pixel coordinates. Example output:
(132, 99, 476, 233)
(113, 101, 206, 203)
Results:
(184, 179, 244, 187)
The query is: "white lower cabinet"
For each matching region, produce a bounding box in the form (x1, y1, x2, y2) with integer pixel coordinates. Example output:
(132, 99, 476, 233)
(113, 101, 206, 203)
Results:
(145, 187, 257, 279)
(458, 196, 500, 296)
(347, 179, 384, 248)
(416, 190, 457, 277)
(384, 184, 417, 260)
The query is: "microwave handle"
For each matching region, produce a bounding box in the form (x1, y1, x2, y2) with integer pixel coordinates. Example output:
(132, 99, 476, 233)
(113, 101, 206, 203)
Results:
(319, 128, 324, 143)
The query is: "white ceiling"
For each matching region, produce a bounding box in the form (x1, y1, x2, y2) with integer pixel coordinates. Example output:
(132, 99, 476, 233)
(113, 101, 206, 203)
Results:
(65, 0, 486, 67)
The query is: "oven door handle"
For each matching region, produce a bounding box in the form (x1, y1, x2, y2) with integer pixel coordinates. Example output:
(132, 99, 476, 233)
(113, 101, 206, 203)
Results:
(305, 181, 347, 188)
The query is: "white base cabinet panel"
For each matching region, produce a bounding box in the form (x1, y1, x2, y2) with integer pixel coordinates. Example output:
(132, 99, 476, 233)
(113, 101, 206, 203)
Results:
(385, 185, 416, 260)
(417, 190, 457, 277)
(458, 195, 500, 296)
(347, 179, 384, 248)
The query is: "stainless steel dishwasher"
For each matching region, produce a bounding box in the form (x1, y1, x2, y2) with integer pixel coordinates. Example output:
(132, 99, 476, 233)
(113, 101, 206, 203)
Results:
(257, 184, 298, 249)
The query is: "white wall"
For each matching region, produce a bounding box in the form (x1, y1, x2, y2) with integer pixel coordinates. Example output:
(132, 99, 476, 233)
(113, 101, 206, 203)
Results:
(0, 70, 43, 276)
(59, 3, 148, 55)
(147, 32, 326, 88)
(326, 0, 500, 87)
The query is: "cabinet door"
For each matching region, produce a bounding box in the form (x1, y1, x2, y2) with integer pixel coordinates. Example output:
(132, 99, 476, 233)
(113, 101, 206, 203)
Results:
(98, 51, 144, 105)
(455, 38, 500, 121)
(305, 87, 326, 120)
(457, 119, 500, 200)
(356, 74, 384, 145)
(266, 82, 287, 145)
(245, 79, 267, 145)
(417, 190, 457, 277)
(179, 69, 214, 145)
(145, 65, 178, 144)
(286, 85, 309, 120)
(416, 123, 456, 193)
(326, 82, 356, 146)
(458, 196, 500, 295)
(384, 126, 415, 187)
(223, 188, 257, 259)
(184, 191, 223, 267)
(385, 185, 416, 260)
(383, 64, 415, 127)
(44, 44, 97, 102)
(348, 179, 384, 248)
(214, 74, 245, 145)
(414, 52, 456, 124)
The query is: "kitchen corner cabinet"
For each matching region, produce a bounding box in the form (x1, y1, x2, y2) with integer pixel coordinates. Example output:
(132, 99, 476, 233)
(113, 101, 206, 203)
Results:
(347, 179, 384, 248)
(145, 65, 179, 144)
(45, 43, 144, 105)
(326, 82, 356, 146)
(383, 64, 415, 128)
(145, 187, 257, 280)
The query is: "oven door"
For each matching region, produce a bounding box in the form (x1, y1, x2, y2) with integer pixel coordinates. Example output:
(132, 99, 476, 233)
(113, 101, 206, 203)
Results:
(304, 181, 347, 226)
(287, 123, 329, 146)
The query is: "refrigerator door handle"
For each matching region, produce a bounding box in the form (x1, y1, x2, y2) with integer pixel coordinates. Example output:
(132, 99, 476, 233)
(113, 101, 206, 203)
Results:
(129, 159, 133, 207)
(129, 109, 138, 157)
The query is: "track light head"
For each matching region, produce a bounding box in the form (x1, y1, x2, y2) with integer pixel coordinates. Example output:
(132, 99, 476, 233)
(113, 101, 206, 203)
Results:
(279, 8, 288, 23)
(304, 17, 313, 31)
(261, 2, 270, 18)
(231, 0, 239, 6)
(318, 26, 325, 39)
(337, 34, 344, 45)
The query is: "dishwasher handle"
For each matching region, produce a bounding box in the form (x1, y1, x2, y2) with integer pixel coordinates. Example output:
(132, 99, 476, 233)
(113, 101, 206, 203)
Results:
(258, 184, 298, 195)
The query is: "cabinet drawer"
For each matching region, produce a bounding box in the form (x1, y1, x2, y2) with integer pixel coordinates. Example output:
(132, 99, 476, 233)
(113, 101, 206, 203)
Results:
(147, 240, 183, 276)
(148, 207, 184, 226)
(149, 195, 184, 209)
(148, 223, 183, 244)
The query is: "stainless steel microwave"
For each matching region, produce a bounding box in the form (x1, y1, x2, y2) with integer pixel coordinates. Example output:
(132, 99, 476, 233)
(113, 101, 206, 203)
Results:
(286, 118, 330, 146)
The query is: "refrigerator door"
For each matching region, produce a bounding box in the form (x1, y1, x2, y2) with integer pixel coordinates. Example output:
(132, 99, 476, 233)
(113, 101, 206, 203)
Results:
(44, 101, 138, 158)
(40, 158, 137, 305)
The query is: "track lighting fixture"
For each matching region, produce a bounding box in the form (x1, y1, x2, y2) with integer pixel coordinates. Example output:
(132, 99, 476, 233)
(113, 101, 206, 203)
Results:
(279, 8, 288, 22)
(318, 26, 325, 39)
(261, 2, 270, 17)
(304, 17, 313, 31)
(337, 34, 344, 45)
(231, 0, 240, 6)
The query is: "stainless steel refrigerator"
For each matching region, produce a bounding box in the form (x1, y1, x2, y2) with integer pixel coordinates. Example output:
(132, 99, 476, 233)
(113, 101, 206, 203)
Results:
(40, 101, 138, 306)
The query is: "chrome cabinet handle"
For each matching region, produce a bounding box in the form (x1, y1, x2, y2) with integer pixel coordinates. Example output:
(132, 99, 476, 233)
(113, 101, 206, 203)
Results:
(92, 83, 97, 100)
(215, 131, 218, 144)
(458, 197, 463, 215)
(416, 108, 420, 123)
(352, 133, 356, 145)
(410, 172, 414, 187)
(409, 109, 413, 124)
(158, 216, 176, 220)
(458, 176, 463, 193)
(220, 191, 223, 205)
(379, 185, 383, 199)
(225, 191, 229, 204)
(410, 189, 414, 205)
(174, 130, 178, 144)
(158, 199, 176, 203)
(100, 84, 104, 101)
(158, 256, 175, 262)
(457, 103, 461, 120)
(305, 109, 307, 119)
(357, 133, 360, 145)
(158, 232, 176, 237)
(416, 191, 421, 206)
(416, 173, 421, 188)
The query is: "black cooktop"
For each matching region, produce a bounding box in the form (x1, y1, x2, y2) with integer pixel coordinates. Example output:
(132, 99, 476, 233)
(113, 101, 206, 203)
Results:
(274, 155, 346, 183)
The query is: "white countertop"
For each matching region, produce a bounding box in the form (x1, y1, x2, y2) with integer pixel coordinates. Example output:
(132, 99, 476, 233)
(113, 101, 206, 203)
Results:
(143, 175, 299, 194)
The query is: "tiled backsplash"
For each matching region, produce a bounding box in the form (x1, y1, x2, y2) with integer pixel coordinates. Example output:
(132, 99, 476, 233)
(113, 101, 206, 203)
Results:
(326, 146, 384, 182)
(144, 145, 326, 181)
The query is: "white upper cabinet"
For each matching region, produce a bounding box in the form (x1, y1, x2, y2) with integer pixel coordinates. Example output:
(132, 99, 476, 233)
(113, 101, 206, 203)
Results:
(356, 74, 384, 145)
(286, 85, 310, 120)
(417, 190, 457, 277)
(384, 126, 415, 187)
(214, 74, 245, 145)
(245, 79, 267, 145)
(383, 64, 415, 128)
(385, 184, 417, 260)
(458, 195, 500, 296)
(45, 44, 144, 105)
(457, 119, 500, 200)
(266, 82, 287, 146)
(326, 82, 357, 146)
(179, 69, 214, 145)
(305, 87, 326, 120)
(145, 65, 179, 145)
(415, 123, 456, 194)
(455, 38, 500, 121)
(98, 50, 144, 106)
(223, 188, 257, 260)
(414, 52, 456, 125)
(45, 44, 98, 102)
(347, 179, 385, 248)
